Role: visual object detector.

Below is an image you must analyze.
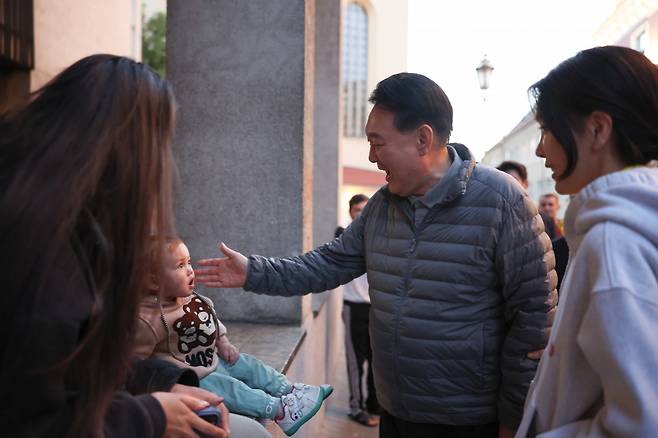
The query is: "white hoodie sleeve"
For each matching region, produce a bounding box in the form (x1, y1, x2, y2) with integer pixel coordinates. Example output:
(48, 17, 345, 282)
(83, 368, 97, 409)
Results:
(540, 287, 658, 437)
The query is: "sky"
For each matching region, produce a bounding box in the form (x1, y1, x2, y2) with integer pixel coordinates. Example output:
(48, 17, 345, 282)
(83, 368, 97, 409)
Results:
(407, 0, 619, 160)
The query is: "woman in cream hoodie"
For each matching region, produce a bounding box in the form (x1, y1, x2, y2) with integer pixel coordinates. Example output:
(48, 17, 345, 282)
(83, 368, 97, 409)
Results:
(516, 46, 658, 437)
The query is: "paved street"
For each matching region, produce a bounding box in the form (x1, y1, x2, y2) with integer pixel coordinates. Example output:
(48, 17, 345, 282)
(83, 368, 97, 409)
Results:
(264, 336, 380, 438)
(317, 350, 379, 438)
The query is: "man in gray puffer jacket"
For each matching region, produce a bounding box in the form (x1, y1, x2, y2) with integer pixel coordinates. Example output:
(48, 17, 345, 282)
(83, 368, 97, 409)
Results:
(197, 73, 557, 438)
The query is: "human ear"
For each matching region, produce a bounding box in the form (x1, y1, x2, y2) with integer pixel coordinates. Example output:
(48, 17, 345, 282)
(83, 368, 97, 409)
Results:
(589, 111, 613, 152)
(417, 124, 433, 155)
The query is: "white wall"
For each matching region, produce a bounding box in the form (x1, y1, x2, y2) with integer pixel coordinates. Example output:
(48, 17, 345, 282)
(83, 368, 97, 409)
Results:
(32, 0, 141, 90)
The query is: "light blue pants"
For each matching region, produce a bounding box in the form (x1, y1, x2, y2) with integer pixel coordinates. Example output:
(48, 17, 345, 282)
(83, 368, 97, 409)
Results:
(200, 353, 292, 419)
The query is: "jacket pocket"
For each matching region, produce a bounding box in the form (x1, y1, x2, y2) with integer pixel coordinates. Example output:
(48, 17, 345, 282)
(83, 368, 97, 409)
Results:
(452, 323, 486, 393)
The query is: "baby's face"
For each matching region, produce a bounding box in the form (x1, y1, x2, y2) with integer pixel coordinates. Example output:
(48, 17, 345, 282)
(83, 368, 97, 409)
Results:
(160, 242, 195, 299)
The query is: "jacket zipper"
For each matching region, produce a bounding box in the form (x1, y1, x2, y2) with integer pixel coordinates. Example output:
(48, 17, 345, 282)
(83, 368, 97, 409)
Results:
(392, 200, 419, 415)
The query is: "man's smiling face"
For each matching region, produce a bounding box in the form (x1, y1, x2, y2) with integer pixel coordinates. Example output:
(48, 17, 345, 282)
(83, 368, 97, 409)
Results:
(366, 105, 428, 197)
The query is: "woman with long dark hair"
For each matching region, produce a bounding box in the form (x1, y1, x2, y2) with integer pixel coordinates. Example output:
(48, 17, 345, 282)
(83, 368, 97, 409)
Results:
(516, 46, 658, 436)
(0, 55, 228, 437)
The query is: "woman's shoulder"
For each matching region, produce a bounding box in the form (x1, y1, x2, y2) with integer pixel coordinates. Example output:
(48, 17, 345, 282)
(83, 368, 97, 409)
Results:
(579, 221, 658, 293)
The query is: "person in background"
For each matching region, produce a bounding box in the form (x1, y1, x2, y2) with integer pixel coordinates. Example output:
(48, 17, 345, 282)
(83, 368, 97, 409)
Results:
(538, 193, 563, 238)
(335, 194, 379, 427)
(538, 193, 568, 289)
(516, 45, 658, 437)
(495, 160, 528, 188)
(550, 235, 569, 291)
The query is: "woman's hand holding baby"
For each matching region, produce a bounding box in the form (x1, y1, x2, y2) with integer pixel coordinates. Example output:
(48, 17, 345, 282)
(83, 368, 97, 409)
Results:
(152, 391, 228, 438)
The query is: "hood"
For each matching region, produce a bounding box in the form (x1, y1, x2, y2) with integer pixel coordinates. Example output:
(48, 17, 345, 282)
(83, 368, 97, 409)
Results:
(564, 166, 658, 252)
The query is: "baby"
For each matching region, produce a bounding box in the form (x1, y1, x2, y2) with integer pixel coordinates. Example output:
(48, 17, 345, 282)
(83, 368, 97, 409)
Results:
(134, 237, 332, 436)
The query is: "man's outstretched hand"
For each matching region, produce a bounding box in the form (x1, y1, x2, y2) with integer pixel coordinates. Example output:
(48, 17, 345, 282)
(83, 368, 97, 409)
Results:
(195, 243, 248, 288)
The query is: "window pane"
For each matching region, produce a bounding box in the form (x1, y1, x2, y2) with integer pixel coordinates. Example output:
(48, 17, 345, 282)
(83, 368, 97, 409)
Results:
(342, 2, 368, 137)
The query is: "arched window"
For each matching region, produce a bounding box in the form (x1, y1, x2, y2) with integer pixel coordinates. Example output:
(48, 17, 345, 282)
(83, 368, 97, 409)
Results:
(342, 2, 368, 138)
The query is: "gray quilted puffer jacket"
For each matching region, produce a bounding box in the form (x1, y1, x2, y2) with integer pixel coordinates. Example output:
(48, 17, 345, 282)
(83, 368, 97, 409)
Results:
(244, 144, 557, 428)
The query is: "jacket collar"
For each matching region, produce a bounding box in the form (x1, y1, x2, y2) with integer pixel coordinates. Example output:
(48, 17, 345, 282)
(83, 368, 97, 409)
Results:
(386, 144, 476, 220)
(408, 143, 476, 209)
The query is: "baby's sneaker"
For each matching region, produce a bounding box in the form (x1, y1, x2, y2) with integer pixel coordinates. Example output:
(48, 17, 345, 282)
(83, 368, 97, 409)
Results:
(275, 383, 333, 436)
(319, 384, 333, 399)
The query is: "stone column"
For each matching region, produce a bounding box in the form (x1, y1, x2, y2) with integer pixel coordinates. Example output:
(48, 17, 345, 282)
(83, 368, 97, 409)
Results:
(312, 0, 341, 248)
(309, 0, 342, 313)
(167, 0, 317, 324)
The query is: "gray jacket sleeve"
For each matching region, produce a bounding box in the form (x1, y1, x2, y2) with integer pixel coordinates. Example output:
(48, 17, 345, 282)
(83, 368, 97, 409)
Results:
(243, 199, 371, 296)
(495, 194, 558, 429)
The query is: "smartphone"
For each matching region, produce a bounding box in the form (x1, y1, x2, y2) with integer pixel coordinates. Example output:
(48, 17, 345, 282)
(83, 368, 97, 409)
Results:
(196, 405, 222, 438)
(198, 405, 222, 425)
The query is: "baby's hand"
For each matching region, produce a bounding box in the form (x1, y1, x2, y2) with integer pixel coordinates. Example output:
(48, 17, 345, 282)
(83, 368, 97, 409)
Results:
(217, 335, 239, 365)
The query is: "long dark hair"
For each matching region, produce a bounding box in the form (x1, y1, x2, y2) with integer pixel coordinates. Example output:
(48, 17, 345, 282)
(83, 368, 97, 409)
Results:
(0, 55, 177, 436)
(529, 45, 658, 178)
